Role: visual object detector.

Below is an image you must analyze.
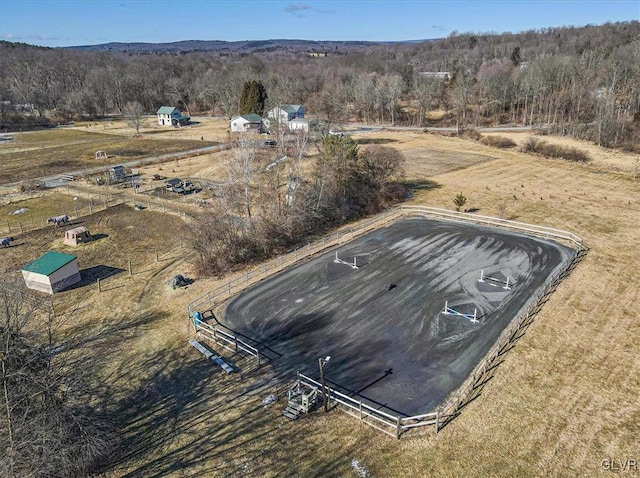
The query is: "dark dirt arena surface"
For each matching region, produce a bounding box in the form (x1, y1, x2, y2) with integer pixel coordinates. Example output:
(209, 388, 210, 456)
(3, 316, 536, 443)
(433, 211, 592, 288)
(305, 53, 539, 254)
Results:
(221, 217, 573, 416)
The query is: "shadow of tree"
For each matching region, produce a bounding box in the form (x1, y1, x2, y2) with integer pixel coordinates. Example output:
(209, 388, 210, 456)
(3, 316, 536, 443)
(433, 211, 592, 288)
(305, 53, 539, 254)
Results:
(403, 180, 441, 192)
(94, 346, 365, 477)
(356, 138, 399, 145)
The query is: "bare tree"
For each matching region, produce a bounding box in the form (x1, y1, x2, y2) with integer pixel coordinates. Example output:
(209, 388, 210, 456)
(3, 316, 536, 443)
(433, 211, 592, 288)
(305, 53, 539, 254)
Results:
(123, 101, 145, 134)
(0, 279, 111, 477)
(226, 135, 262, 223)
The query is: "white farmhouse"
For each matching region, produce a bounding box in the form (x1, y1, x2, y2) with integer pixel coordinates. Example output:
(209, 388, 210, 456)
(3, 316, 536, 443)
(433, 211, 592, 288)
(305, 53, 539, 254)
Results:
(156, 106, 190, 126)
(230, 114, 264, 133)
(21, 251, 81, 294)
(267, 105, 305, 125)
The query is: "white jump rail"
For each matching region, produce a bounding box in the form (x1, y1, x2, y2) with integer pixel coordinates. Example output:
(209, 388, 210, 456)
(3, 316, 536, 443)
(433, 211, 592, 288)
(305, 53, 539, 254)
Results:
(187, 206, 582, 319)
(187, 207, 401, 317)
(186, 206, 582, 436)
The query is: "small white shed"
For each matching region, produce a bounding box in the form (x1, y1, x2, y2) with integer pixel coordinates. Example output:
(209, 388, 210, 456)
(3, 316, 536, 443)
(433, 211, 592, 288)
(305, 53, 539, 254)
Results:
(230, 114, 264, 133)
(21, 251, 81, 294)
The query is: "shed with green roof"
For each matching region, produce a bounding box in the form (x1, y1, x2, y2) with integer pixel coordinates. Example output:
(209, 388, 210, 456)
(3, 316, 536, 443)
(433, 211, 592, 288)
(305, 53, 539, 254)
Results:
(21, 251, 81, 294)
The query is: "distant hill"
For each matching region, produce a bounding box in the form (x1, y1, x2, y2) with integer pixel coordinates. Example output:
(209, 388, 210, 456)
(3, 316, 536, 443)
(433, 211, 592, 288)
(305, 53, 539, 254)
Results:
(66, 38, 424, 54)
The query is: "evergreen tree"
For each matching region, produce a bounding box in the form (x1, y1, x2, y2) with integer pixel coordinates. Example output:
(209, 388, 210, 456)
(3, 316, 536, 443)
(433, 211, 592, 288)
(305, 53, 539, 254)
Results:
(238, 80, 268, 115)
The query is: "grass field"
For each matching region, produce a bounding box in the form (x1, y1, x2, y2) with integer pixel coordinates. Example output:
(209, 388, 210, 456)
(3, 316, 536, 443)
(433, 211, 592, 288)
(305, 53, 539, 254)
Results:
(0, 128, 218, 185)
(1, 125, 639, 477)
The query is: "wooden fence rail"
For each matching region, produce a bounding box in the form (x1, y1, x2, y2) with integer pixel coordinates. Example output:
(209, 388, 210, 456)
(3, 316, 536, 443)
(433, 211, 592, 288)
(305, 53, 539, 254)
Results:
(297, 373, 439, 438)
(186, 205, 584, 436)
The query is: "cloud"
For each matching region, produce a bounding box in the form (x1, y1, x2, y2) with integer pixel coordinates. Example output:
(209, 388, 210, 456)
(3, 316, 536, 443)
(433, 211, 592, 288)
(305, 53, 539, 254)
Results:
(285, 3, 312, 15)
(3, 33, 60, 41)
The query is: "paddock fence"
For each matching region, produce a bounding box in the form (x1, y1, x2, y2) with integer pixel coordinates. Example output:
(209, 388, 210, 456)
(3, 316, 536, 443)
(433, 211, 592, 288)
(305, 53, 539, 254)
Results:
(435, 242, 588, 431)
(1, 187, 193, 237)
(297, 373, 439, 438)
(399, 205, 583, 247)
(193, 316, 261, 368)
(185, 205, 585, 436)
(186, 207, 402, 317)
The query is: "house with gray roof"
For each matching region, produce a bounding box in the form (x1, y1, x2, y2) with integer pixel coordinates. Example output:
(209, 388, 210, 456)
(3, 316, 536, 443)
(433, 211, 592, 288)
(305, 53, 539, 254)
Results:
(156, 106, 190, 126)
(267, 105, 305, 124)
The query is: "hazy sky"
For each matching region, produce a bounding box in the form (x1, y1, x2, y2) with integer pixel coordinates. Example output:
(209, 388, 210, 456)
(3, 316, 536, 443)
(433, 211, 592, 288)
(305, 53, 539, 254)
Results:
(1, 0, 638, 47)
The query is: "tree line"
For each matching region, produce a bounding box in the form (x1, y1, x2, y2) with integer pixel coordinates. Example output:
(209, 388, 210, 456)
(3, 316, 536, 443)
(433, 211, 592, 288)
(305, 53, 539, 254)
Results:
(188, 134, 406, 276)
(1, 21, 639, 148)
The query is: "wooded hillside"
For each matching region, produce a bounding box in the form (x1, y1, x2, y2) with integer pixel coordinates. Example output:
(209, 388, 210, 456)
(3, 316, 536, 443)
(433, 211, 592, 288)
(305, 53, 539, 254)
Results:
(1, 21, 639, 148)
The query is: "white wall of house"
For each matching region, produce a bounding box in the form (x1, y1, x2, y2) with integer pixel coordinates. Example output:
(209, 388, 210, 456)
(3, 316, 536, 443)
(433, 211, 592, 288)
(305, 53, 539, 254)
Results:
(157, 111, 181, 126)
(289, 118, 310, 132)
(231, 118, 248, 132)
(230, 118, 263, 133)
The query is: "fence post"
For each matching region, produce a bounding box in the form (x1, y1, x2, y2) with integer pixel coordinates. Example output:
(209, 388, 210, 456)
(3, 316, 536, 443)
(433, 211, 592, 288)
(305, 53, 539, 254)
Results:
(155, 249, 159, 262)
(396, 416, 401, 439)
(435, 409, 440, 433)
(97, 278, 101, 292)
(359, 400, 363, 420)
(128, 260, 132, 276)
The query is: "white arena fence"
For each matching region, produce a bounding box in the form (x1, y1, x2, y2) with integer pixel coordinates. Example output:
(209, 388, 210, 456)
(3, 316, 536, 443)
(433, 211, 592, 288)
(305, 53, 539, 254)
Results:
(186, 205, 585, 436)
(297, 373, 439, 438)
(187, 205, 582, 317)
(400, 205, 583, 247)
(194, 316, 261, 367)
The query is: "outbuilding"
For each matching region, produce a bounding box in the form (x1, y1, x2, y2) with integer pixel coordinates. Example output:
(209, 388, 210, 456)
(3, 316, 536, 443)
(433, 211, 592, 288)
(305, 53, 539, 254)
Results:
(64, 226, 91, 246)
(21, 251, 81, 294)
(230, 114, 264, 133)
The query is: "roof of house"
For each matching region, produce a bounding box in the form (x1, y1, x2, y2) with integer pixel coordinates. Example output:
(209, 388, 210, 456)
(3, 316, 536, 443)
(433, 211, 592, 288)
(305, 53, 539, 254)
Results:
(156, 106, 179, 115)
(279, 105, 302, 113)
(289, 117, 308, 123)
(22, 251, 77, 276)
(238, 114, 263, 123)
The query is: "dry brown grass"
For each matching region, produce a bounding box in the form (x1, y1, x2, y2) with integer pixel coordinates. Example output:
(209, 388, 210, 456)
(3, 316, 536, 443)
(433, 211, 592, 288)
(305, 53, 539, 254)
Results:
(76, 116, 231, 142)
(3, 127, 639, 476)
(482, 131, 639, 174)
(0, 128, 218, 185)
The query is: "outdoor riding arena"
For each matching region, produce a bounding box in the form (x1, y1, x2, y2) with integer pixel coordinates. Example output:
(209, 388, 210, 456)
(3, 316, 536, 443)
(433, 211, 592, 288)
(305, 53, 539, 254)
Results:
(189, 206, 585, 438)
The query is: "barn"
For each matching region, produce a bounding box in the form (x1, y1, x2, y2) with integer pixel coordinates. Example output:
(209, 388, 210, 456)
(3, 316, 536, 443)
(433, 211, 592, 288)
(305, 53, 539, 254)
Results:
(64, 226, 91, 246)
(21, 251, 81, 294)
